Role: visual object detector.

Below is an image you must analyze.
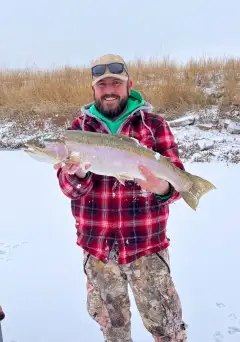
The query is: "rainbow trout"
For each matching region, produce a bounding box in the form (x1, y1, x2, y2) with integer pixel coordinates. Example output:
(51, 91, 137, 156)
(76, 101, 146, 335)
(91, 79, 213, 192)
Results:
(24, 130, 216, 210)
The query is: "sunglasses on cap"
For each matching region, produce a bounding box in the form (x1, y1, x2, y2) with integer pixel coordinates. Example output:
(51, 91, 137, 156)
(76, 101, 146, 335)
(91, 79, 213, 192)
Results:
(91, 62, 128, 77)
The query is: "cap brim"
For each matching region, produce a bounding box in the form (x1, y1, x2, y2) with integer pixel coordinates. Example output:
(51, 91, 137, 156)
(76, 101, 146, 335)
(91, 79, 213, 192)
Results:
(92, 73, 128, 86)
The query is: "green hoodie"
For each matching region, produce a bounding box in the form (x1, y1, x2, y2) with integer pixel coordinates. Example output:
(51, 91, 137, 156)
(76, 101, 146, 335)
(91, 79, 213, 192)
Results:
(85, 89, 173, 201)
(88, 89, 145, 133)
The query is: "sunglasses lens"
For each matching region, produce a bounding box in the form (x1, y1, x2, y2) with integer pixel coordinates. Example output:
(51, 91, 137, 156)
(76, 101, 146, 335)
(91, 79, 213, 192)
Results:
(92, 65, 106, 76)
(108, 63, 124, 74)
(91, 63, 127, 78)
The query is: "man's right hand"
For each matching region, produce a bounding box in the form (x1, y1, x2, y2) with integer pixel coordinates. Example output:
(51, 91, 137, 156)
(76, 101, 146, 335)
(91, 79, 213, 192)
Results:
(53, 161, 91, 179)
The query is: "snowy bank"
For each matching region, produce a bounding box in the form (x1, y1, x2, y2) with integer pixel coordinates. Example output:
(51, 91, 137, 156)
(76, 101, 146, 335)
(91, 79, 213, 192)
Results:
(1, 104, 239, 164)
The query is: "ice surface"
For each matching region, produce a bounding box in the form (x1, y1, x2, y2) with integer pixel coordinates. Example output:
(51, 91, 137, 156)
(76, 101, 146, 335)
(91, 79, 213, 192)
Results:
(0, 150, 239, 342)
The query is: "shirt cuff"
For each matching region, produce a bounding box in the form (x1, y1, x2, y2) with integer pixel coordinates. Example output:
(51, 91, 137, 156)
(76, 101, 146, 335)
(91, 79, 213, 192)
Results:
(154, 183, 174, 202)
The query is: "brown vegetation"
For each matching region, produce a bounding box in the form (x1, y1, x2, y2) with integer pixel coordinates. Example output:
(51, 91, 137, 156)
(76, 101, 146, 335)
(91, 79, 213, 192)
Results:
(0, 57, 240, 125)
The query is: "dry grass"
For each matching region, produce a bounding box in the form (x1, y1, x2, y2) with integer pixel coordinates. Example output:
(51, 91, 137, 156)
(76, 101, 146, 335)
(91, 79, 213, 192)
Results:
(0, 56, 240, 125)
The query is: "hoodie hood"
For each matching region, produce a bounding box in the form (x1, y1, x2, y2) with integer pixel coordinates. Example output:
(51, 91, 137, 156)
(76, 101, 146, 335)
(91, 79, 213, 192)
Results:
(81, 89, 153, 134)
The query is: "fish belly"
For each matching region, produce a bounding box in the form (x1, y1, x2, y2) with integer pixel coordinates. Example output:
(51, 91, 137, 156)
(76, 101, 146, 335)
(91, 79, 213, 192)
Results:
(65, 141, 189, 190)
(91, 148, 145, 179)
(65, 142, 147, 180)
(90, 149, 186, 190)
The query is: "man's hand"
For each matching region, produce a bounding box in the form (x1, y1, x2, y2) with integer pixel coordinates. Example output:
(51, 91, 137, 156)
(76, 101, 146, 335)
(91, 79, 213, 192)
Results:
(53, 161, 91, 179)
(135, 165, 170, 195)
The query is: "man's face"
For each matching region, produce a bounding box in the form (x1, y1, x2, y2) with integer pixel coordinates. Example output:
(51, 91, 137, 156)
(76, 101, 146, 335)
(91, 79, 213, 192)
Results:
(93, 77, 132, 119)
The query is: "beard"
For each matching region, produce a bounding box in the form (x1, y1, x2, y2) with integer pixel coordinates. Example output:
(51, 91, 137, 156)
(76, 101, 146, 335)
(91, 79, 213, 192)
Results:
(94, 92, 128, 119)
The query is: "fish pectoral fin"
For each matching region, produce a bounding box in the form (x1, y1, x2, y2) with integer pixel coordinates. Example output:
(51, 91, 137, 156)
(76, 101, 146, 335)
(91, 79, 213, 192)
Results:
(116, 174, 134, 185)
(64, 153, 81, 165)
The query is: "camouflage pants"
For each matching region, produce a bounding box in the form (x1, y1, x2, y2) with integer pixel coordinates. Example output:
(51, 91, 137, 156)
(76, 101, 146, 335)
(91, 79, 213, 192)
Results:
(83, 248, 187, 342)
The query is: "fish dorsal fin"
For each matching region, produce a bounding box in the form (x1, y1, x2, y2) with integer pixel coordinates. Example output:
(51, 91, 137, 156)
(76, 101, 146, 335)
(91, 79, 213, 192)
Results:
(114, 134, 140, 145)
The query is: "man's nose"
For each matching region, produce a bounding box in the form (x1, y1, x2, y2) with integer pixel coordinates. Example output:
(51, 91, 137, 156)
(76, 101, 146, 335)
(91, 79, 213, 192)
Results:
(103, 84, 115, 93)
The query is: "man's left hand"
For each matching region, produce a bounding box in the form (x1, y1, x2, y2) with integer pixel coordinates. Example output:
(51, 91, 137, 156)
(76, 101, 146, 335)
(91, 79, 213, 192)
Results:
(135, 165, 170, 195)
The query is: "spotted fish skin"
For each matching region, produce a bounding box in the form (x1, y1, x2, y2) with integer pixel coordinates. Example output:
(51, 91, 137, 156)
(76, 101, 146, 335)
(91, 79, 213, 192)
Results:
(24, 130, 216, 210)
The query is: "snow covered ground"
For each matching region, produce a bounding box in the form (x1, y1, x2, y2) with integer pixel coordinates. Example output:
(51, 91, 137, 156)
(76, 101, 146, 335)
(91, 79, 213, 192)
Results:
(168, 108, 240, 164)
(0, 149, 239, 342)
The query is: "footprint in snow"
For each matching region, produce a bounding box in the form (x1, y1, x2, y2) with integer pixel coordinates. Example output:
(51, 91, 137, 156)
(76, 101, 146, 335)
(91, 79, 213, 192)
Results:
(213, 331, 224, 342)
(228, 326, 240, 335)
(0, 241, 28, 262)
(228, 313, 238, 320)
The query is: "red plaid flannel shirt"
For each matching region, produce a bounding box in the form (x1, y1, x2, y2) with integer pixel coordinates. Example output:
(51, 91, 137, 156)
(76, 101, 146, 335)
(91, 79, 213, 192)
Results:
(57, 108, 184, 264)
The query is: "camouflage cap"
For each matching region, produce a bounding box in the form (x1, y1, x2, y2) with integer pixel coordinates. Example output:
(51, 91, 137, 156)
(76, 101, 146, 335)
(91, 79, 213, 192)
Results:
(91, 54, 129, 86)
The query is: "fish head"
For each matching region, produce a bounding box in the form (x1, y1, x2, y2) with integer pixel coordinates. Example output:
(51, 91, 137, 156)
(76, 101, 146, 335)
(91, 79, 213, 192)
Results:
(24, 138, 70, 164)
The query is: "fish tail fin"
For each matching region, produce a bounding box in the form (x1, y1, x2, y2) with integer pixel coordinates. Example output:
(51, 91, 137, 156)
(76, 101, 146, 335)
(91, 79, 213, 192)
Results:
(180, 172, 216, 210)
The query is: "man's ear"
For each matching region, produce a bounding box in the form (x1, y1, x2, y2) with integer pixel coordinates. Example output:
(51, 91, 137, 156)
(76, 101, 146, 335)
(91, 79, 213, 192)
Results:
(128, 79, 133, 94)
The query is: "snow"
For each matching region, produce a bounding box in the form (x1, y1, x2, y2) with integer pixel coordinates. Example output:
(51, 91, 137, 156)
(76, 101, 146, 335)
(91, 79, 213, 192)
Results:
(168, 114, 196, 127)
(171, 122, 240, 163)
(0, 150, 240, 342)
(197, 139, 214, 151)
(196, 72, 225, 100)
(1, 104, 240, 165)
(0, 118, 65, 149)
(226, 122, 240, 134)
